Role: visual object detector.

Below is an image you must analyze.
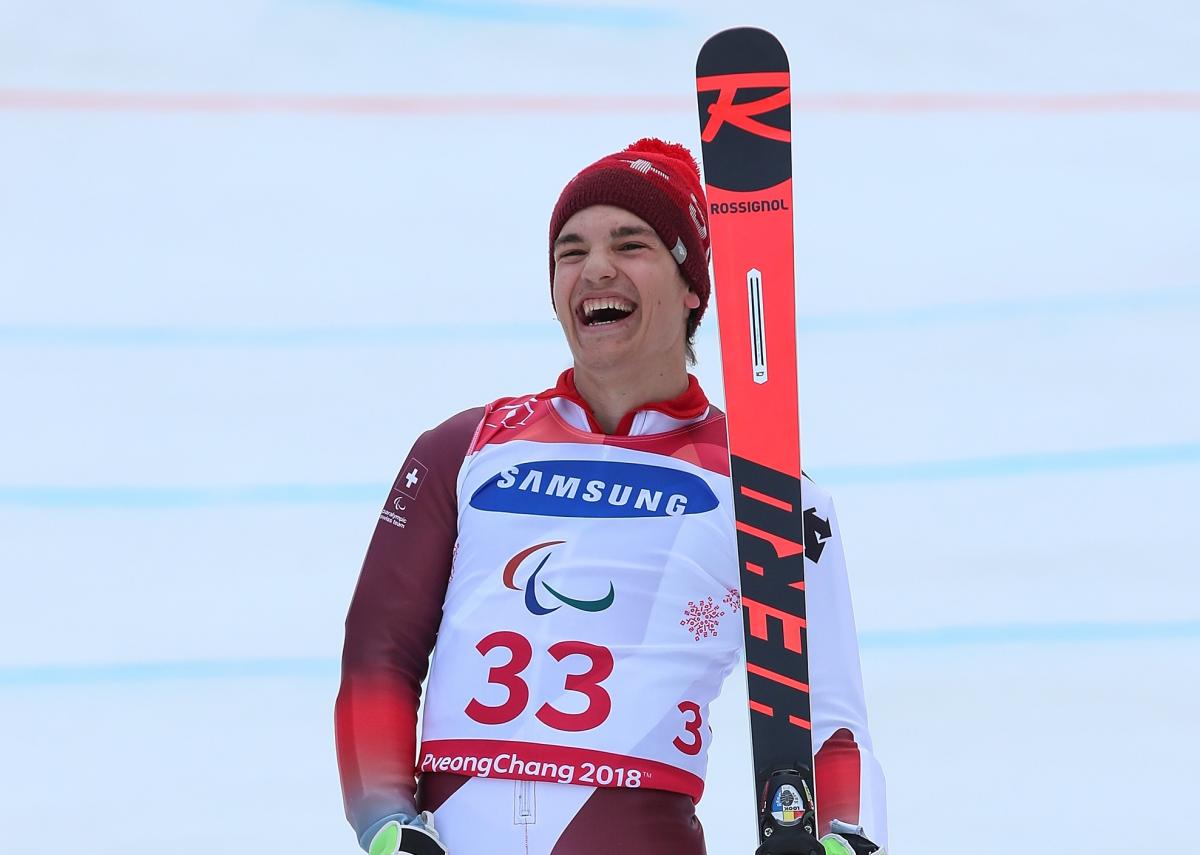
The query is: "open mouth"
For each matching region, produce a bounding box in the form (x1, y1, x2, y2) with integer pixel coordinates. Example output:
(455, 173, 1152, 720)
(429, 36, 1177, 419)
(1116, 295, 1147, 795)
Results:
(579, 296, 638, 327)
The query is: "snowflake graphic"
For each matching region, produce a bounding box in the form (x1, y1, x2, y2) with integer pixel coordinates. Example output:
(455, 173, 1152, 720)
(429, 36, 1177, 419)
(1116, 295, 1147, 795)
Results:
(723, 587, 741, 613)
(681, 596, 726, 641)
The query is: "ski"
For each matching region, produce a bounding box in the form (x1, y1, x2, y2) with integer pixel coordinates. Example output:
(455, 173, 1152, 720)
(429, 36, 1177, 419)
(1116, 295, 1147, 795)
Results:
(695, 28, 819, 854)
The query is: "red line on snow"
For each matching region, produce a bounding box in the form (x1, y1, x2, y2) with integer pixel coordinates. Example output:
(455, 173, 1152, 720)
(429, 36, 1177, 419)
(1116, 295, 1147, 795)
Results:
(2, 89, 1199, 116)
(0, 90, 681, 116)
(794, 92, 1200, 113)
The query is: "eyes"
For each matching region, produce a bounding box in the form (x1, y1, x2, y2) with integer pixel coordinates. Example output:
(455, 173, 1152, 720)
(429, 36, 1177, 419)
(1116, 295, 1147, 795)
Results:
(557, 241, 649, 263)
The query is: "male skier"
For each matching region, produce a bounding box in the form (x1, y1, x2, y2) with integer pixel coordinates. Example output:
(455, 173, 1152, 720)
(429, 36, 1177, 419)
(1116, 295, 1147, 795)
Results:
(336, 139, 887, 855)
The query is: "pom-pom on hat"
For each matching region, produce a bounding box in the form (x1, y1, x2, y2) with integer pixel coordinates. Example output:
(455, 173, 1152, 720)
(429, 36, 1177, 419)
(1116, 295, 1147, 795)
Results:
(548, 138, 712, 326)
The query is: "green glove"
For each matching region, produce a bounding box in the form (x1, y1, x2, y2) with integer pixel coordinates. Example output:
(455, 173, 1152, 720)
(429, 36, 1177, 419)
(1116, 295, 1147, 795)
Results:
(366, 812, 446, 855)
(820, 820, 886, 855)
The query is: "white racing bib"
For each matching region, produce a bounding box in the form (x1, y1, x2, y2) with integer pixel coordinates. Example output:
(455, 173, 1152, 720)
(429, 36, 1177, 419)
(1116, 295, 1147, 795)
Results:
(419, 395, 740, 800)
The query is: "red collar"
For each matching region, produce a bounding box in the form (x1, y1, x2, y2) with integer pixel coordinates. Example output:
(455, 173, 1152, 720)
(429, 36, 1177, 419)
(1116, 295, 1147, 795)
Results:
(543, 369, 710, 436)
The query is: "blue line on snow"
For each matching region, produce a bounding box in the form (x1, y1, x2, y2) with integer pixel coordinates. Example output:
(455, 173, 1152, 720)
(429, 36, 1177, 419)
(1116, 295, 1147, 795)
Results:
(858, 619, 1200, 649)
(0, 322, 554, 348)
(359, 0, 676, 27)
(0, 483, 384, 509)
(813, 442, 1200, 485)
(3, 620, 1197, 688)
(2, 287, 1195, 348)
(0, 657, 337, 688)
(1, 442, 1197, 509)
(795, 284, 1200, 333)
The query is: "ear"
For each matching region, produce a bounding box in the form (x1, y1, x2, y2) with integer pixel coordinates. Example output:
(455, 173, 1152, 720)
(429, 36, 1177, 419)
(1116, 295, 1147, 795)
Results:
(684, 289, 701, 310)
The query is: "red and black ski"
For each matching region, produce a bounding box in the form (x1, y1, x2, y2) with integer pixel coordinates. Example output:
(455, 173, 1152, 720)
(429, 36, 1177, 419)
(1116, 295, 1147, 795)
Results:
(696, 27, 819, 854)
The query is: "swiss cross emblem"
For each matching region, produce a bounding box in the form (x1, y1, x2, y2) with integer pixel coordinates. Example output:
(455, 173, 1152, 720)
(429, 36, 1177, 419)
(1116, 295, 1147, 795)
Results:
(619, 157, 672, 182)
(395, 458, 429, 502)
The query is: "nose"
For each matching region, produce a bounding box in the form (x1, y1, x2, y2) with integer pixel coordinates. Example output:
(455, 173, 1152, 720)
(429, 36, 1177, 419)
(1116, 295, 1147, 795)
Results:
(580, 246, 617, 283)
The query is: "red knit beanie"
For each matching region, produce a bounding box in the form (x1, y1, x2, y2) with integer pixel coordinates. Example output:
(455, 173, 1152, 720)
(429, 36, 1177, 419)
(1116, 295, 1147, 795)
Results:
(548, 138, 712, 325)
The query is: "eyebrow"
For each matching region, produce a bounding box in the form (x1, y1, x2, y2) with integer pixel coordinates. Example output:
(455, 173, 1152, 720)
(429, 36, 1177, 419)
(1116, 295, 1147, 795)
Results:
(554, 224, 656, 248)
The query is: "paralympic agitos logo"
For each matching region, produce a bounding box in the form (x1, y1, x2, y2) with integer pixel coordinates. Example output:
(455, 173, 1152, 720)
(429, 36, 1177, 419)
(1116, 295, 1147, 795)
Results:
(503, 541, 615, 615)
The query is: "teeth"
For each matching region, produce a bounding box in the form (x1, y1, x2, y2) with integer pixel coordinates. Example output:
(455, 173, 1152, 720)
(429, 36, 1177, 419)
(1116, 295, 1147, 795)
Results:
(582, 297, 636, 318)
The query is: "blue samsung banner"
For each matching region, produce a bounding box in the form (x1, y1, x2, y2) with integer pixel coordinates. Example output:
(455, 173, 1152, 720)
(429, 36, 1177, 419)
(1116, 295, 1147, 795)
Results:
(469, 459, 719, 518)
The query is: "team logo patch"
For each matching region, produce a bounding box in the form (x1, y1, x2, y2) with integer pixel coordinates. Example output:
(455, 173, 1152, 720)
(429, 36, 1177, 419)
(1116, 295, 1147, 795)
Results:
(770, 783, 806, 826)
(394, 457, 428, 503)
(470, 460, 718, 519)
(503, 541, 615, 615)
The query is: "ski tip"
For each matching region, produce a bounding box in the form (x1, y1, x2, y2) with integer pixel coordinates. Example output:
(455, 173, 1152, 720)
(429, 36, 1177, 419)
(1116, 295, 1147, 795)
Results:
(694, 27, 792, 192)
(696, 27, 789, 77)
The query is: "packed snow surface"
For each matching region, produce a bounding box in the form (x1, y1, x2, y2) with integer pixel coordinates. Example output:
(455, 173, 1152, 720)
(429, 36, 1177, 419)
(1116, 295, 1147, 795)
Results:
(2, 1, 1198, 852)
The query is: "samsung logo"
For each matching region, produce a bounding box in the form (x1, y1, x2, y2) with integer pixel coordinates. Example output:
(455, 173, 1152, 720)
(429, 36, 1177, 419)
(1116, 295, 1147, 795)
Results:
(470, 460, 718, 518)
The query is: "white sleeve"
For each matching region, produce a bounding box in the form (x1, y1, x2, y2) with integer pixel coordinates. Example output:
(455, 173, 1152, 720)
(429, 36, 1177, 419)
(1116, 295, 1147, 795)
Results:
(803, 476, 889, 847)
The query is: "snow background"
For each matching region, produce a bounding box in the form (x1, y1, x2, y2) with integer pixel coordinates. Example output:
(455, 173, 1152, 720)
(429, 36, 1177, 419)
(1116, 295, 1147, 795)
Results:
(2, 1, 1198, 852)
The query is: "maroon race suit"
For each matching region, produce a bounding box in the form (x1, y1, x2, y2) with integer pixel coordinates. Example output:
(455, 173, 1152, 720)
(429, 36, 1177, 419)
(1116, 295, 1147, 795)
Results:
(335, 370, 884, 853)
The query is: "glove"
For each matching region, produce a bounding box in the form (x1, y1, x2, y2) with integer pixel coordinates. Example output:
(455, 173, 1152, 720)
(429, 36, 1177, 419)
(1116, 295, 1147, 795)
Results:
(757, 820, 884, 855)
(367, 812, 447, 855)
(821, 820, 885, 855)
(756, 827, 822, 855)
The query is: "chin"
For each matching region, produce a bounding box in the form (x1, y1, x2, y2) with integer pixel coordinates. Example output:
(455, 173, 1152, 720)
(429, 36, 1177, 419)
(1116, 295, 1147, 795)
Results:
(570, 343, 636, 372)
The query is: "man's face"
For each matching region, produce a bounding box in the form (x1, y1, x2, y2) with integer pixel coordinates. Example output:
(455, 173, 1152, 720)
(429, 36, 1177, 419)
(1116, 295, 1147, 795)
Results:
(552, 205, 699, 375)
